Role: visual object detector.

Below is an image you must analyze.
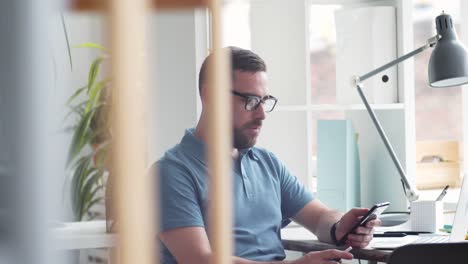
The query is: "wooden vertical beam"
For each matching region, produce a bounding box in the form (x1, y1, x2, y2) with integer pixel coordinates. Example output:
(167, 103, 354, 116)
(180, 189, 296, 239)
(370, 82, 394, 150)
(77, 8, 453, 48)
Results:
(151, 0, 207, 9)
(70, 0, 207, 11)
(69, 0, 106, 10)
(206, 0, 233, 263)
(110, 0, 156, 264)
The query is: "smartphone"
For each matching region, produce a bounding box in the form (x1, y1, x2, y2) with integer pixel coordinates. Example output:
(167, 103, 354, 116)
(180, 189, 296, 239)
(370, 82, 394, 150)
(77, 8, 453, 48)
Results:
(337, 202, 390, 246)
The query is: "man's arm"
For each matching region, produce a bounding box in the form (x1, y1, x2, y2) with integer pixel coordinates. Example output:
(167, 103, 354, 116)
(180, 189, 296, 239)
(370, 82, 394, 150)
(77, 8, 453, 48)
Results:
(159, 227, 211, 263)
(291, 199, 342, 244)
(159, 227, 352, 264)
(159, 227, 281, 264)
(292, 199, 380, 248)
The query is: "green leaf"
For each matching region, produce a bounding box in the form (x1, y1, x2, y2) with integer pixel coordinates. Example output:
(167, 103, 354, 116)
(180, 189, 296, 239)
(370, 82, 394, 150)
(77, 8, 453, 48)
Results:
(75, 167, 98, 220)
(70, 157, 92, 220)
(64, 101, 87, 122)
(93, 142, 110, 167)
(81, 185, 104, 220)
(83, 184, 104, 215)
(66, 102, 105, 136)
(87, 57, 105, 94)
(67, 109, 96, 165)
(66, 86, 87, 106)
(74, 42, 107, 52)
(85, 79, 109, 113)
(83, 196, 104, 221)
(82, 170, 104, 204)
(78, 169, 104, 220)
(61, 13, 73, 71)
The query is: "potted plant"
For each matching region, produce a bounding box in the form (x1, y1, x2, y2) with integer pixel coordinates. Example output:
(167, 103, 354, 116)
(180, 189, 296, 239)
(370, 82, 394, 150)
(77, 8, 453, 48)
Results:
(65, 43, 111, 222)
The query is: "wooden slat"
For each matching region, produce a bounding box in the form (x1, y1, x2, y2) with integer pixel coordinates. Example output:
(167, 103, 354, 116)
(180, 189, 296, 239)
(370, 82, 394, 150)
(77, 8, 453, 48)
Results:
(69, 0, 106, 10)
(70, 0, 207, 10)
(152, 0, 207, 9)
(109, 0, 156, 264)
(206, 0, 233, 263)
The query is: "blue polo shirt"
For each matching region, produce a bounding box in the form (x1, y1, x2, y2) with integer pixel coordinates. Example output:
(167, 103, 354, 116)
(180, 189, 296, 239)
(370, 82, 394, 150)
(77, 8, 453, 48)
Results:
(155, 129, 313, 263)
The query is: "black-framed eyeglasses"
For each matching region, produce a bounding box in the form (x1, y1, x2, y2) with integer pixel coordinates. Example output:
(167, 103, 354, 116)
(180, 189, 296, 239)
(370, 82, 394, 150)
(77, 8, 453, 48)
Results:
(231, 90, 278, 113)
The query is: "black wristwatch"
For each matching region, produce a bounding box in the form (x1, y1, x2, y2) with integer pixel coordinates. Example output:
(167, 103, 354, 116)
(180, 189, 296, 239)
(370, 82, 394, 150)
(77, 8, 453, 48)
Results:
(330, 221, 340, 246)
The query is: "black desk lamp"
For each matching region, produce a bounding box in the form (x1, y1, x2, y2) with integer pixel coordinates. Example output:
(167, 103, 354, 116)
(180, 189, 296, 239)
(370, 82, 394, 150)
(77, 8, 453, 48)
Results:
(353, 12, 468, 203)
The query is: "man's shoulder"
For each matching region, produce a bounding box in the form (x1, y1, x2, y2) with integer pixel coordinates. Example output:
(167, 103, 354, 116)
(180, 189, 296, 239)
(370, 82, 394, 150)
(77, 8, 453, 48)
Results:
(152, 143, 204, 180)
(250, 147, 287, 174)
(159, 143, 183, 161)
(154, 144, 189, 170)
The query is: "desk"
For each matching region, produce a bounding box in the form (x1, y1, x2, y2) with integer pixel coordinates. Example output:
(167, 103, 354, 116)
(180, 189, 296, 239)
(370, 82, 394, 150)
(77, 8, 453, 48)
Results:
(282, 239, 392, 263)
(281, 224, 393, 263)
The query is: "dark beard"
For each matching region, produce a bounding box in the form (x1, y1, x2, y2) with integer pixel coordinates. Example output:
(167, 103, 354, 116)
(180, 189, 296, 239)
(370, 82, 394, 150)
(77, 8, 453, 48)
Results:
(233, 119, 262, 149)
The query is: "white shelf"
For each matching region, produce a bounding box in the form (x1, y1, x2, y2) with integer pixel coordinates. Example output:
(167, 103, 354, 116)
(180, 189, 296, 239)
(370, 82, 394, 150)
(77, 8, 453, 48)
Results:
(51, 220, 117, 250)
(275, 103, 405, 112)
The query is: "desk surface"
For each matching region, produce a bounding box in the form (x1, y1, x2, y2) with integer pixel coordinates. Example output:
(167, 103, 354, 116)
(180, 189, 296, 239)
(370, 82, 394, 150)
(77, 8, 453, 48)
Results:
(282, 239, 392, 263)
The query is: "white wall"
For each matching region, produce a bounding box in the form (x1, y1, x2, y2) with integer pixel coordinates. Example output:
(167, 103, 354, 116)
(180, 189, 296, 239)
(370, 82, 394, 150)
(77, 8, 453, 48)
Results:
(148, 9, 207, 165)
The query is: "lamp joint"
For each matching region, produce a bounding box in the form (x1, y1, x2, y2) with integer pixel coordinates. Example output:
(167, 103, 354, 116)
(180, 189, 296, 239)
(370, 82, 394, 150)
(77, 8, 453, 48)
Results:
(406, 189, 419, 203)
(352, 76, 361, 88)
(427, 34, 441, 48)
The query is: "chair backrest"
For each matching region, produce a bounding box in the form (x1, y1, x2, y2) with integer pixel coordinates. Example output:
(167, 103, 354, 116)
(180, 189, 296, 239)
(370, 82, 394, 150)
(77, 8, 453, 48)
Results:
(387, 242, 468, 264)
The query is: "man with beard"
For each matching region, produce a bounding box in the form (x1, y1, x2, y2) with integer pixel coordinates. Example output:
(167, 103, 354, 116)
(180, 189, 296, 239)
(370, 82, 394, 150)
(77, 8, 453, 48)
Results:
(155, 47, 380, 264)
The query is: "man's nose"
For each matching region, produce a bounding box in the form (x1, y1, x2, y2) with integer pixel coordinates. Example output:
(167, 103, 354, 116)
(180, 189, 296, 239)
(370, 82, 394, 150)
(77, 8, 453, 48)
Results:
(253, 103, 266, 120)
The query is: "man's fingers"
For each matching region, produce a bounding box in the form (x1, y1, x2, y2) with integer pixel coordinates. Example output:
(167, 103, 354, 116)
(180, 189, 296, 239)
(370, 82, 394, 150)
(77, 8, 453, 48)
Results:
(348, 233, 373, 243)
(338, 207, 382, 249)
(349, 208, 369, 217)
(321, 249, 354, 260)
(347, 241, 369, 248)
(364, 218, 381, 228)
(354, 226, 374, 235)
(346, 234, 373, 248)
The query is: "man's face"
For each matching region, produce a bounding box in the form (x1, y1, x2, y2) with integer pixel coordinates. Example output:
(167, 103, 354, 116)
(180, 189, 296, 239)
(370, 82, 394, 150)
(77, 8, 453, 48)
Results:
(231, 70, 268, 149)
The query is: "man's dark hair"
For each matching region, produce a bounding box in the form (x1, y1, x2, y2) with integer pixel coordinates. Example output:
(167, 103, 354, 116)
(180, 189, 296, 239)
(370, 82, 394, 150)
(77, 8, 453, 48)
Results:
(198, 46, 267, 95)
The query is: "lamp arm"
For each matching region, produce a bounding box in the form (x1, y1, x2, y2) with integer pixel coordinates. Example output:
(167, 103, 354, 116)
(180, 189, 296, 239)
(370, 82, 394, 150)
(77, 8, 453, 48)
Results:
(352, 35, 441, 203)
(355, 35, 440, 84)
(356, 84, 418, 202)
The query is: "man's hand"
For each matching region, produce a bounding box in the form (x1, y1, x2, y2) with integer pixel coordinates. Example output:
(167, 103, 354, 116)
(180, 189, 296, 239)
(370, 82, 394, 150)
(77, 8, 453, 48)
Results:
(335, 208, 381, 248)
(290, 249, 353, 264)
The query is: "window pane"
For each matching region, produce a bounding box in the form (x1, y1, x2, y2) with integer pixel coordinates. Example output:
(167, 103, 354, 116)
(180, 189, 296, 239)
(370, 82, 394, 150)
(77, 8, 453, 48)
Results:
(414, 0, 462, 141)
(310, 5, 341, 104)
(308, 5, 343, 192)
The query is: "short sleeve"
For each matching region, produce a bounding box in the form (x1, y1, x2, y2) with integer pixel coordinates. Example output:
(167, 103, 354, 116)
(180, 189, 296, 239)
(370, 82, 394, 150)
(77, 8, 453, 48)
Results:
(276, 156, 314, 221)
(155, 160, 205, 232)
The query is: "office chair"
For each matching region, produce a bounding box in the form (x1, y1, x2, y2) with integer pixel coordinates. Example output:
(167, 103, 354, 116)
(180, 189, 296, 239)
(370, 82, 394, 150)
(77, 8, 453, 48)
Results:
(387, 242, 468, 263)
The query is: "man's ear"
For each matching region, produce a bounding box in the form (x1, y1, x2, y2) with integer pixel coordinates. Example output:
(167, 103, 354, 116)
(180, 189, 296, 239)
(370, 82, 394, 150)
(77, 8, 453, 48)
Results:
(199, 82, 208, 104)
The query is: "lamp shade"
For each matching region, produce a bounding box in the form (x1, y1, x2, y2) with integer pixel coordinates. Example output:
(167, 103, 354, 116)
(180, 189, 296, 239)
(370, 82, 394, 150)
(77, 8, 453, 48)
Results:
(429, 13, 468, 87)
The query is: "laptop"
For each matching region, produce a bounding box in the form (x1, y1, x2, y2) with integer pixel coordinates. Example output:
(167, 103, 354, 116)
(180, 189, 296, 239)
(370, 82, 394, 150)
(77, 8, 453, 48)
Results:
(370, 173, 468, 250)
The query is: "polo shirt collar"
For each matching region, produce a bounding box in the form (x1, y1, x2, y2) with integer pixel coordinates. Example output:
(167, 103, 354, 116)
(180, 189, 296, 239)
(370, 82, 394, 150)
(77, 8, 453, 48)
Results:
(239, 148, 260, 161)
(249, 149, 260, 161)
(181, 128, 260, 162)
